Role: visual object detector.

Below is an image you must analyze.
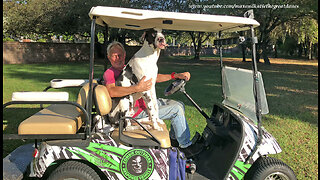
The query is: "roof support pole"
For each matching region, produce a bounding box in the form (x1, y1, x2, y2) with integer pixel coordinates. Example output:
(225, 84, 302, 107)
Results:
(103, 22, 109, 71)
(245, 25, 262, 164)
(218, 31, 223, 68)
(87, 16, 96, 140)
(218, 31, 226, 99)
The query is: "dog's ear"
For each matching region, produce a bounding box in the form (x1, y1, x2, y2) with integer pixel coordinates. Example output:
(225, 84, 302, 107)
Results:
(140, 31, 147, 42)
(141, 28, 157, 45)
(154, 28, 162, 33)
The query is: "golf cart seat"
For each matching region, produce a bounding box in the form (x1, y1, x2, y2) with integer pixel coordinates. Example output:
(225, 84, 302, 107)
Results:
(17, 83, 94, 135)
(93, 85, 171, 148)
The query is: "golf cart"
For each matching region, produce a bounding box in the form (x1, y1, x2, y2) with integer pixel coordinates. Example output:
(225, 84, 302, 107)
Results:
(3, 6, 297, 180)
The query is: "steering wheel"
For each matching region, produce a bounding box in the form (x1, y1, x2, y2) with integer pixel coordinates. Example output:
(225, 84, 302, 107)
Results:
(164, 79, 186, 96)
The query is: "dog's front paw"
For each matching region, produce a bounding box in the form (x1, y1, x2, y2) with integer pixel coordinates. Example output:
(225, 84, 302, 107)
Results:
(125, 124, 152, 131)
(125, 125, 142, 131)
(153, 122, 163, 131)
(157, 119, 165, 124)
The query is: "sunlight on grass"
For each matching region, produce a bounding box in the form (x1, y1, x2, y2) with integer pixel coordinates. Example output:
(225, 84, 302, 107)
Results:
(203, 83, 221, 87)
(3, 120, 7, 131)
(304, 106, 317, 110)
(266, 93, 280, 97)
(275, 86, 304, 93)
(269, 58, 318, 66)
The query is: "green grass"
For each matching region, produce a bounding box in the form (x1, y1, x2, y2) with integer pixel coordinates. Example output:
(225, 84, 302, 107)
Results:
(3, 57, 318, 179)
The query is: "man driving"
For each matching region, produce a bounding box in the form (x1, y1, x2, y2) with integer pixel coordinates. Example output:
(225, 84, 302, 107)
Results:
(103, 41, 202, 157)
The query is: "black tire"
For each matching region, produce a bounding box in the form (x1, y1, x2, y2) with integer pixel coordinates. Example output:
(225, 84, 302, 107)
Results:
(47, 161, 101, 180)
(244, 156, 297, 180)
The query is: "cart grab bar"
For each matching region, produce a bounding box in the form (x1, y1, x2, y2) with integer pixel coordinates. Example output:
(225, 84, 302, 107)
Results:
(50, 79, 100, 89)
(12, 92, 69, 102)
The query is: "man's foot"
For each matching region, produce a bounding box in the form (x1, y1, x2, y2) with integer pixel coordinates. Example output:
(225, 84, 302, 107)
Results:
(180, 143, 203, 158)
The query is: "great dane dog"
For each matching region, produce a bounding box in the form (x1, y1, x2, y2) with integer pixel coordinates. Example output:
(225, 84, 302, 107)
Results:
(108, 28, 167, 131)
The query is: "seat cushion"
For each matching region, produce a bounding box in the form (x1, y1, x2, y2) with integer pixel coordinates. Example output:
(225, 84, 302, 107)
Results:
(94, 85, 112, 116)
(111, 123, 171, 148)
(18, 104, 82, 134)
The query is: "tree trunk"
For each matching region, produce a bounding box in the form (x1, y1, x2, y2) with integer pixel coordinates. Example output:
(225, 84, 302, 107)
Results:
(303, 43, 308, 57)
(194, 39, 202, 60)
(260, 41, 271, 65)
(274, 44, 278, 58)
(298, 43, 303, 58)
(308, 41, 312, 60)
(256, 51, 261, 63)
(314, 43, 318, 59)
(256, 44, 261, 63)
(241, 44, 246, 62)
(194, 45, 200, 60)
(262, 48, 271, 64)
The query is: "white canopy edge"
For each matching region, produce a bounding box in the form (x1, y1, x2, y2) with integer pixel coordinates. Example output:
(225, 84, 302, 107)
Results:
(89, 6, 259, 32)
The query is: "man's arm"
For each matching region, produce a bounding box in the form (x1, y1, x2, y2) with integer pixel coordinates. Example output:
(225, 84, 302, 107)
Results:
(106, 76, 152, 97)
(156, 72, 191, 83)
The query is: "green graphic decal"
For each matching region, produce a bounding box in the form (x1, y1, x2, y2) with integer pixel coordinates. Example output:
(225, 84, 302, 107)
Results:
(67, 142, 129, 174)
(120, 149, 154, 180)
(230, 160, 252, 179)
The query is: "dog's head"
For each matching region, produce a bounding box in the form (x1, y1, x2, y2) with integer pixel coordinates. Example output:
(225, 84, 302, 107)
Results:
(141, 28, 167, 49)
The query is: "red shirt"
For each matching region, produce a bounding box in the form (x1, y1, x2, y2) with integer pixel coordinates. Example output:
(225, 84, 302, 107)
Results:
(103, 67, 146, 117)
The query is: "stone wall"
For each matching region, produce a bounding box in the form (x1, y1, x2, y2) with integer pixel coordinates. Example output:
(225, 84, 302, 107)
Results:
(3, 42, 91, 64)
(3, 42, 143, 64)
(3, 42, 242, 64)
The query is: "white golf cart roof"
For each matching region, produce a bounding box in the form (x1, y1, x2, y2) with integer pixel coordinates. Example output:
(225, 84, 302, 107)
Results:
(89, 6, 259, 32)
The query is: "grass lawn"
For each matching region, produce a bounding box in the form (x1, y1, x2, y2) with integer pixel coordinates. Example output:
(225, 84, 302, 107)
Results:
(3, 56, 318, 179)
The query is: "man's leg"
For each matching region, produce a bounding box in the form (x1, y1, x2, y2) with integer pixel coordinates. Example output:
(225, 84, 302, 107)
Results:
(157, 98, 192, 148)
(135, 98, 203, 158)
(135, 98, 192, 148)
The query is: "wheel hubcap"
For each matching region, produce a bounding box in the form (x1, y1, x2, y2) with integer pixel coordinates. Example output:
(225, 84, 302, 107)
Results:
(265, 172, 290, 180)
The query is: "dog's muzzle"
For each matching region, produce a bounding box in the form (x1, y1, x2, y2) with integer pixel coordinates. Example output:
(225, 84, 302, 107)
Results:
(157, 37, 168, 49)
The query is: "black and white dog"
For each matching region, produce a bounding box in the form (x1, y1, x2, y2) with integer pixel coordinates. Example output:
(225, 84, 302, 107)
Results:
(109, 28, 167, 131)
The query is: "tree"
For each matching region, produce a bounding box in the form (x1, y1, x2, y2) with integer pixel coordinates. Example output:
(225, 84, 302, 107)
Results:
(4, 0, 134, 70)
(270, 17, 318, 59)
(3, 0, 131, 38)
(188, 32, 213, 60)
(131, 0, 216, 60)
(203, 0, 318, 64)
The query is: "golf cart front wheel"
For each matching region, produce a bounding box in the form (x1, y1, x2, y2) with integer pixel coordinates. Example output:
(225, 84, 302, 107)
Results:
(47, 161, 101, 180)
(244, 156, 297, 180)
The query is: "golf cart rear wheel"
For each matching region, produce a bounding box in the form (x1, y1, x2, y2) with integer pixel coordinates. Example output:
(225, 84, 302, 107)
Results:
(47, 161, 101, 180)
(244, 156, 296, 180)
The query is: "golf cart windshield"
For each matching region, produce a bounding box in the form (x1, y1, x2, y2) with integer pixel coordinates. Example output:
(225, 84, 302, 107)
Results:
(222, 66, 269, 123)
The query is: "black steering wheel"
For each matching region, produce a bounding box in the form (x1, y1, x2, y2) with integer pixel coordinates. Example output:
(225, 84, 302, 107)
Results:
(164, 79, 186, 96)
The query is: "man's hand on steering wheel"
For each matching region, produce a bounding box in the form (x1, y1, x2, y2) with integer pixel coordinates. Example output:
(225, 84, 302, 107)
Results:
(174, 72, 190, 81)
